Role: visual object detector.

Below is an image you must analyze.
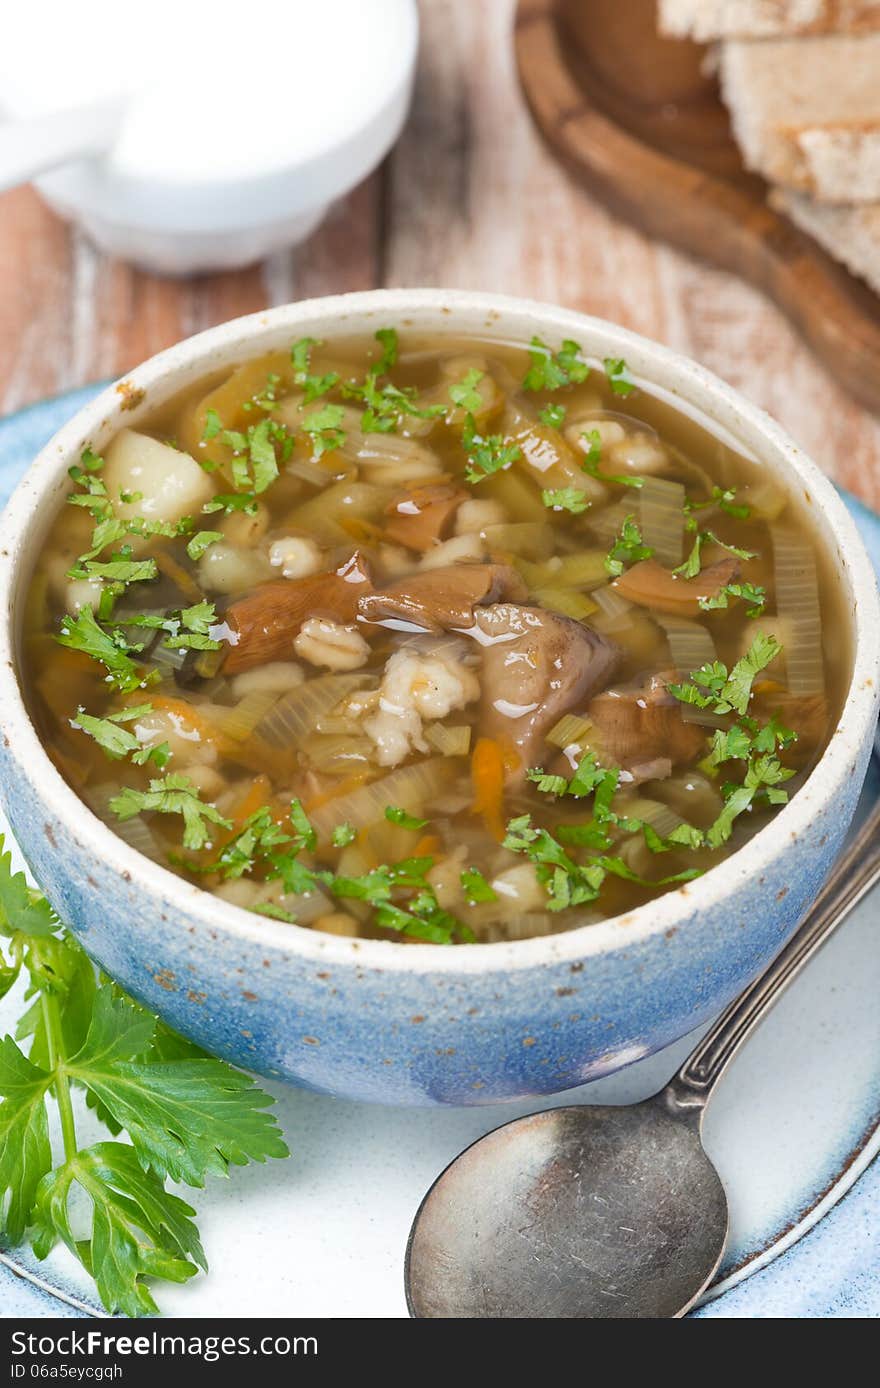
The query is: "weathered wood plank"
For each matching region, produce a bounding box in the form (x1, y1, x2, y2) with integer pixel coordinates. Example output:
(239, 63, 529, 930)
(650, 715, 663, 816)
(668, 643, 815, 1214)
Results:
(384, 0, 880, 505)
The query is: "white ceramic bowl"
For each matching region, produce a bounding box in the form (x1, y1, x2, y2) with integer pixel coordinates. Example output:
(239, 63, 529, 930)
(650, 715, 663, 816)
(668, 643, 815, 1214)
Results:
(0, 289, 877, 1105)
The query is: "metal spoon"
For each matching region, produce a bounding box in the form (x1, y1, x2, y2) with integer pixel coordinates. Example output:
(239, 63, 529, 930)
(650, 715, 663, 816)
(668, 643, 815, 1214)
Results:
(406, 741, 880, 1319)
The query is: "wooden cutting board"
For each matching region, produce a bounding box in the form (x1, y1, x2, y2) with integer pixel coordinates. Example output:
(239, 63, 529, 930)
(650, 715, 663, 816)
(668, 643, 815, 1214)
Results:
(514, 0, 880, 414)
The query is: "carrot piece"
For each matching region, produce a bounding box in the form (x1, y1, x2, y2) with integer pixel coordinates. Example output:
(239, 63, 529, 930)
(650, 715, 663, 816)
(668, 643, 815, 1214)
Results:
(471, 736, 506, 841)
(413, 834, 442, 858)
(230, 775, 272, 827)
(146, 694, 213, 740)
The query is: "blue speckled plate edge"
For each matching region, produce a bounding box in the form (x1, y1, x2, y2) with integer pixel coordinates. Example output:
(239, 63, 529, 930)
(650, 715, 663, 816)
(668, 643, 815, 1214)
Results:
(0, 386, 877, 1320)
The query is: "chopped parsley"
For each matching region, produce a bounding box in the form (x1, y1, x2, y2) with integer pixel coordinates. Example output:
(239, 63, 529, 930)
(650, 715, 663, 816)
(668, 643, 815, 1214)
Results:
(385, 806, 428, 830)
(460, 867, 498, 903)
(331, 823, 357, 848)
(71, 706, 170, 770)
(300, 403, 346, 459)
(185, 531, 223, 562)
(69, 551, 157, 586)
(342, 328, 444, 435)
(110, 775, 232, 853)
(603, 357, 636, 397)
(462, 413, 521, 484)
(604, 515, 654, 576)
(541, 487, 591, 514)
(699, 580, 767, 617)
(202, 493, 259, 516)
(539, 402, 567, 429)
(222, 417, 289, 494)
(523, 337, 590, 392)
(674, 529, 756, 578)
(374, 327, 398, 374)
(448, 368, 485, 413)
(202, 408, 223, 441)
(56, 609, 153, 695)
(685, 486, 750, 527)
(580, 428, 643, 489)
(668, 633, 781, 716)
(291, 337, 340, 404)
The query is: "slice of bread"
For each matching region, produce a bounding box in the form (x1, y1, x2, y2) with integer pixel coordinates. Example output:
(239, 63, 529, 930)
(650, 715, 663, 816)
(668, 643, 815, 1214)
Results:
(659, 0, 880, 40)
(719, 35, 880, 201)
(774, 188, 880, 292)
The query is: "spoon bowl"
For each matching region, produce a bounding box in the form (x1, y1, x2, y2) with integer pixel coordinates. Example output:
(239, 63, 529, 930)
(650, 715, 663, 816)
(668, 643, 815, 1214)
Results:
(405, 1099, 727, 1318)
(406, 774, 880, 1316)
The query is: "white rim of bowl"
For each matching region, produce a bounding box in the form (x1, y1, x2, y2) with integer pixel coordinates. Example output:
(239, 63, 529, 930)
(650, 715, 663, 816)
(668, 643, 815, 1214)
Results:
(0, 288, 877, 977)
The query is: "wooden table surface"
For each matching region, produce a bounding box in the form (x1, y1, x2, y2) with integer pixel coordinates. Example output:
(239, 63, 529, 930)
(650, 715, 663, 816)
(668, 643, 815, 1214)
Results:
(1, 0, 878, 505)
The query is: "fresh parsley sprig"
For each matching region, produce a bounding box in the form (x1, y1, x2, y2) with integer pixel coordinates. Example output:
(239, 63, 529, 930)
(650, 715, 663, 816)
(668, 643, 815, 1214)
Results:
(0, 839, 288, 1316)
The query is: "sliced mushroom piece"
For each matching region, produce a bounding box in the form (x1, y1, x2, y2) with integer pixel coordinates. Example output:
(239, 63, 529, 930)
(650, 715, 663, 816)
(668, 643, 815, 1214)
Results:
(358, 563, 526, 633)
(586, 674, 707, 769)
(470, 604, 619, 779)
(223, 551, 373, 674)
(383, 481, 467, 552)
(612, 556, 740, 618)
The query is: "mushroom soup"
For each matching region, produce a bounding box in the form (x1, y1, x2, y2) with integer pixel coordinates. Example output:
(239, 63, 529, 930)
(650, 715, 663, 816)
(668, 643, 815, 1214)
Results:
(21, 331, 844, 942)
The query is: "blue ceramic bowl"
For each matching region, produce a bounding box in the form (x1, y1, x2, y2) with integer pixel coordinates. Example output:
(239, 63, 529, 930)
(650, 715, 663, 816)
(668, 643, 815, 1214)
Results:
(1, 291, 877, 1106)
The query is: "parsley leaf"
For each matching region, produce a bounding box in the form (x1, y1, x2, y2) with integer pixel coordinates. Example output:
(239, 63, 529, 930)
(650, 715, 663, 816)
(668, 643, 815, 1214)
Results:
(685, 486, 750, 525)
(374, 327, 398, 374)
(460, 867, 498, 903)
(698, 581, 767, 617)
(202, 408, 223, 441)
(385, 806, 428, 830)
(541, 487, 591, 514)
(604, 515, 654, 576)
(67, 988, 287, 1187)
(56, 608, 152, 694)
(291, 337, 340, 404)
(0, 840, 289, 1315)
(186, 530, 223, 561)
(71, 707, 170, 769)
(523, 337, 590, 391)
(674, 530, 757, 578)
(301, 403, 346, 459)
(32, 1141, 205, 1317)
(448, 368, 485, 412)
(0, 1037, 52, 1242)
(462, 413, 521, 484)
(539, 402, 567, 429)
(580, 428, 643, 489)
(224, 417, 286, 494)
(603, 357, 636, 397)
(110, 775, 232, 852)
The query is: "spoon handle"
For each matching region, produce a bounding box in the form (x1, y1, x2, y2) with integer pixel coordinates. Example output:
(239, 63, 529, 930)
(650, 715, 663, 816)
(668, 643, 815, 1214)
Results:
(666, 792, 880, 1116)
